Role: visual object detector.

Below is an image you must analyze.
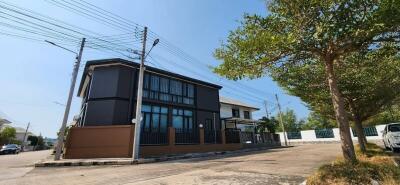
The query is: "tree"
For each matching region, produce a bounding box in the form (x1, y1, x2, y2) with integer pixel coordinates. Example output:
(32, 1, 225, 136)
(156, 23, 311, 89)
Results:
(276, 109, 302, 132)
(0, 127, 16, 144)
(28, 135, 39, 146)
(269, 44, 400, 153)
(214, 0, 400, 162)
(301, 112, 336, 130)
(257, 116, 279, 133)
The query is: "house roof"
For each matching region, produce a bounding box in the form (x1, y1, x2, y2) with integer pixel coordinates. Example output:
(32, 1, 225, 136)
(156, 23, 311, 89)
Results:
(77, 58, 222, 96)
(219, 96, 260, 110)
(0, 110, 12, 125)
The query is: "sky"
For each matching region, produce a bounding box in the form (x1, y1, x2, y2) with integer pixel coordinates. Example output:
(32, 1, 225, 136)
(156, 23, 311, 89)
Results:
(0, 0, 309, 138)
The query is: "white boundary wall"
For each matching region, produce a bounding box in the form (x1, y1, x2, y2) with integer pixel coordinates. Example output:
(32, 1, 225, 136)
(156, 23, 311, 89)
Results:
(277, 124, 387, 143)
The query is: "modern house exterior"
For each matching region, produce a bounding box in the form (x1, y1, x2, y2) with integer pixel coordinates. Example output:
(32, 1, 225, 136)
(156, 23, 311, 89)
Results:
(64, 58, 279, 159)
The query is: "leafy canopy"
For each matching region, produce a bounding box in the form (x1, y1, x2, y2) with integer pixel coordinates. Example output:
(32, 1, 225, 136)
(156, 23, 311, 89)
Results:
(214, 0, 400, 79)
(270, 44, 400, 123)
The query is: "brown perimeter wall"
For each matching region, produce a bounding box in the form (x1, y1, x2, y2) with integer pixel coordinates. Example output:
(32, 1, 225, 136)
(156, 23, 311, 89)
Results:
(65, 125, 134, 159)
(65, 126, 250, 159)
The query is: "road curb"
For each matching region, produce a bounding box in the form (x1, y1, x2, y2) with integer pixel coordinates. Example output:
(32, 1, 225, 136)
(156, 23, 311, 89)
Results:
(35, 145, 287, 167)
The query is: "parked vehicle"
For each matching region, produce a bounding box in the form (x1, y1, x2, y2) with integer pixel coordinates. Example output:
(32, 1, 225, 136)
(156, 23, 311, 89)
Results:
(383, 123, 400, 152)
(0, 144, 21, 155)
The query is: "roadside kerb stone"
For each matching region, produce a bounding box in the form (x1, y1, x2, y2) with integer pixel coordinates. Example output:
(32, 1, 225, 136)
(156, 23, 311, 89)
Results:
(35, 145, 286, 167)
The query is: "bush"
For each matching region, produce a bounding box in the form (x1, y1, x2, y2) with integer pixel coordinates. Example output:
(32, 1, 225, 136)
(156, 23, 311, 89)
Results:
(307, 143, 400, 185)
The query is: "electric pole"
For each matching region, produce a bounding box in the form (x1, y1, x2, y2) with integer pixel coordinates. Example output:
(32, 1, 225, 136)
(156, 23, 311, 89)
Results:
(54, 38, 86, 160)
(275, 94, 288, 146)
(132, 27, 147, 160)
(22, 122, 30, 151)
(263, 100, 269, 119)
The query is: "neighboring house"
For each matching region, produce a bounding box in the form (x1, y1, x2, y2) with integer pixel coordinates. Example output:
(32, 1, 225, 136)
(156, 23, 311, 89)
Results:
(0, 125, 34, 144)
(220, 96, 260, 132)
(0, 110, 12, 129)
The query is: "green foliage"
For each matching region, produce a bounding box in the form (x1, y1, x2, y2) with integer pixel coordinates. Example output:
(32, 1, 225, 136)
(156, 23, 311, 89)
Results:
(275, 109, 303, 132)
(270, 44, 400, 125)
(214, 0, 400, 80)
(302, 112, 336, 130)
(0, 127, 16, 144)
(365, 104, 400, 126)
(257, 116, 279, 133)
(28, 135, 38, 146)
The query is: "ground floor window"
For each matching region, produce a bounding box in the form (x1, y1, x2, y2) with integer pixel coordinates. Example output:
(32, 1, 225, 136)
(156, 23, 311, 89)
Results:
(172, 108, 194, 130)
(142, 105, 168, 133)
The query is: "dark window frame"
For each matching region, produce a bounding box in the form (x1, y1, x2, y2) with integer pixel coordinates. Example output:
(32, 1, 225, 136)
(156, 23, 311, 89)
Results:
(243, 111, 250, 119)
(232, 109, 240, 118)
(143, 73, 195, 105)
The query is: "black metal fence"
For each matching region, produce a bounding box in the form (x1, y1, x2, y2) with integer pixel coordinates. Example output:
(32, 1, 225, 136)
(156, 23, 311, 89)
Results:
(287, 131, 302, 139)
(140, 129, 168, 145)
(204, 130, 222, 144)
(175, 128, 200, 144)
(315, 129, 334, 138)
(225, 129, 240, 143)
(240, 132, 255, 144)
(352, 127, 378, 137)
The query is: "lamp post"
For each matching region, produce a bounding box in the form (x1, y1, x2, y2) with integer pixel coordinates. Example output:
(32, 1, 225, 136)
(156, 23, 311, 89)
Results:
(132, 27, 159, 160)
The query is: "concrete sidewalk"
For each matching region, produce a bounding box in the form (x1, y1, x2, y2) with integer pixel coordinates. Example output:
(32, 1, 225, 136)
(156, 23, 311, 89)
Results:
(35, 145, 287, 167)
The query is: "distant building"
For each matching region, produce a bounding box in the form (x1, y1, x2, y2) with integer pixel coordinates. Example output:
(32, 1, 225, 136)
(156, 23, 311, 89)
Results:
(220, 96, 260, 132)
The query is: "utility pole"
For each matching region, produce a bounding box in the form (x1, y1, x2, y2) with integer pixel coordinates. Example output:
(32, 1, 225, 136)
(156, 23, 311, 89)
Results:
(54, 38, 86, 160)
(275, 94, 288, 146)
(132, 27, 147, 160)
(22, 122, 30, 151)
(263, 100, 269, 119)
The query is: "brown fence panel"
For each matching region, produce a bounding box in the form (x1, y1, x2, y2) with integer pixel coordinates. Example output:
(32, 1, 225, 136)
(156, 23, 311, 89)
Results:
(65, 125, 134, 159)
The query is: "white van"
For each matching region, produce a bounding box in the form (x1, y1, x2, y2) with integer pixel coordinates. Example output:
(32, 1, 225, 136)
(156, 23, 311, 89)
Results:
(383, 123, 400, 152)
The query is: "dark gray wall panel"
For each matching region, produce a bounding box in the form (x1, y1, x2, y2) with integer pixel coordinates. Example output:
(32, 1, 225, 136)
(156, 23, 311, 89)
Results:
(196, 85, 219, 112)
(84, 100, 130, 126)
(197, 110, 221, 130)
(89, 67, 120, 99)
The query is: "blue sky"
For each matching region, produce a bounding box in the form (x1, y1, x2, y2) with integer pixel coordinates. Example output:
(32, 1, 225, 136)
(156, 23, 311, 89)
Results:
(0, 0, 309, 138)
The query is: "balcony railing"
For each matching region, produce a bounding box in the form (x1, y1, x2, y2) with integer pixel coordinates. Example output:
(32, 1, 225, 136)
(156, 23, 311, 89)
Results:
(175, 128, 199, 144)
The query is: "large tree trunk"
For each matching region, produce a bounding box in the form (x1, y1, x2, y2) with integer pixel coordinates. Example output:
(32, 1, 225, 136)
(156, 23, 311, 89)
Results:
(354, 118, 367, 153)
(325, 59, 357, 162)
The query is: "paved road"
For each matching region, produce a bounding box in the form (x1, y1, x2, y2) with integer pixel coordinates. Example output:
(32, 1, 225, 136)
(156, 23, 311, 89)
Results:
(0, 150, 51, 181)
(0, 144, 341, 185)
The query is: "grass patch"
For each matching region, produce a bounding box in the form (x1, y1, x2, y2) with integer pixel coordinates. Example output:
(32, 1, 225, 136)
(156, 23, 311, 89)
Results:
(307, 143, 400, 185)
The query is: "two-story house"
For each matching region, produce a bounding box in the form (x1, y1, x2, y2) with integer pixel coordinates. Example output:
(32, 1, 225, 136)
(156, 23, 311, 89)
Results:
(219, 96, 260, 132)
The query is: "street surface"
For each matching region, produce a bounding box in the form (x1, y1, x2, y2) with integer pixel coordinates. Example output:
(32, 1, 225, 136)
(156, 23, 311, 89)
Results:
(0, 150, 51, 181)
(0, 144, 341, 185)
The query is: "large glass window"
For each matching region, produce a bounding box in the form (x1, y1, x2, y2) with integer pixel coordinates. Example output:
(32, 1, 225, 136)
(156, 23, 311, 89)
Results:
(142, 105, 168, 133)
(143, 73, 195, 105)
(172, 108, 194, 130)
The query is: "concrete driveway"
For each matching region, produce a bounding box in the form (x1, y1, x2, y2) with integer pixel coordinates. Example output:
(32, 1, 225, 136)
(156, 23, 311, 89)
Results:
(0, 144, 341, 185)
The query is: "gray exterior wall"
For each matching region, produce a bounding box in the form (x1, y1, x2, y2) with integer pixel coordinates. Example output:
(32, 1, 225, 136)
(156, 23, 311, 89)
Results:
(80, 60, 221, 128)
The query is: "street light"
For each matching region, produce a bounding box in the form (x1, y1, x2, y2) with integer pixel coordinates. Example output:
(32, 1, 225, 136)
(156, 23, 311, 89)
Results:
(132, 27, 159, 160)
(144, 38, 159, 59)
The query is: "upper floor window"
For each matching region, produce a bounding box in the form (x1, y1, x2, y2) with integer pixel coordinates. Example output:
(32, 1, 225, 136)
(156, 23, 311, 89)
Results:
(143, 73, 194, 105)
(244, 111, 250, 119)
(232, 109, 240, 118)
